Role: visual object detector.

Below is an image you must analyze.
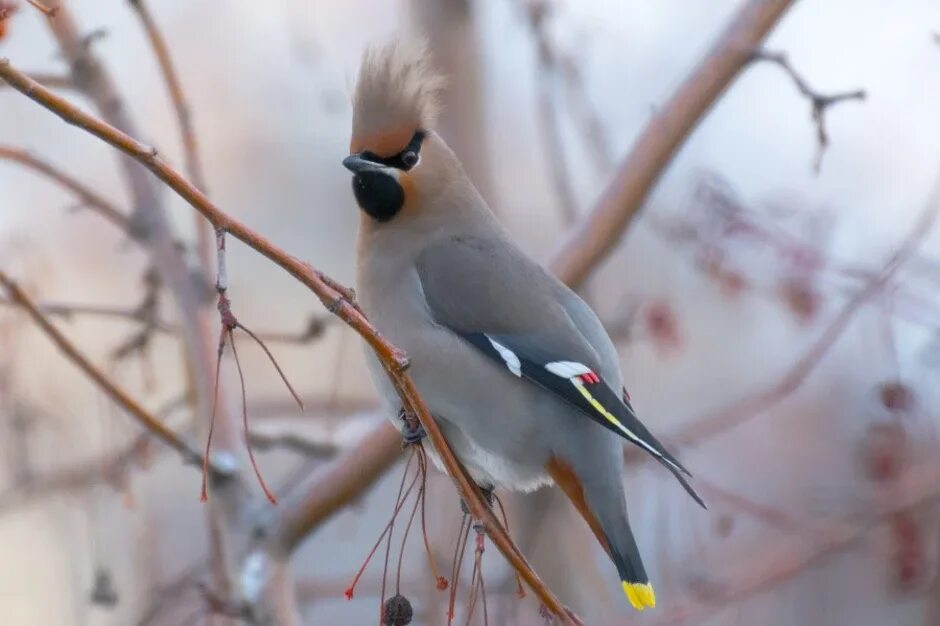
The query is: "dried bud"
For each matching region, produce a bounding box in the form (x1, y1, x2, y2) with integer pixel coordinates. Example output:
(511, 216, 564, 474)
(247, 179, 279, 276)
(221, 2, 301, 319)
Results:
(696, 247, 748, 297)
(714, 514, 735, 538)
(891, 512, 926, 589)
(879, 381, 916, 414)
(644, 300, 682, 355)
(382, 594, 413, 626)
(89, 569, 119, 607)
(0, 2, 18, 41)
(778, 278, 821, 323)
(861, 421, 908, 482)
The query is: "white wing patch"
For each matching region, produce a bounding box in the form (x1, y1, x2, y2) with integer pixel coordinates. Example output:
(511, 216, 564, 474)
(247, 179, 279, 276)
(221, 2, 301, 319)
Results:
(544, 361, 593, 378)
(487, 337, 522, 377)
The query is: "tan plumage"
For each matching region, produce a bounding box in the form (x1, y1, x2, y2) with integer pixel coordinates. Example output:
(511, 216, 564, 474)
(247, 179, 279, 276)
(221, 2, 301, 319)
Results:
(351, 39, 445, 157)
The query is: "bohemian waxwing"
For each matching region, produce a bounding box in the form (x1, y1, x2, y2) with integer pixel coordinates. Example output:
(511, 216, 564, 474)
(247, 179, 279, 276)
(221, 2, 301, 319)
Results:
(343, 40, 705, 612)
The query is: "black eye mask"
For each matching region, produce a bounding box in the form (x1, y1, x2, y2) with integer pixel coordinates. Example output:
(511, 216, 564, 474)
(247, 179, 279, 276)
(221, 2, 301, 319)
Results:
(360, 130, 426, 171)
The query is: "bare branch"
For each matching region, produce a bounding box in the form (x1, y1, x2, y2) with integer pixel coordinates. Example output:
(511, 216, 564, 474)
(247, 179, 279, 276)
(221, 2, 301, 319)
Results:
(0, 271, 203, 465)
(0, 295, 331, 347)
(24, 0, 57, 17)
(277, 422, 402, 552)
(549, 0, 796, 288)
(655, 460, 940, 625)
(0, 58, 579, 623)
(0, 71, 74, 89)
(523, 0, 579, 224)
(127, 0, 214, 270)
(0, 433, 148, 515)
(0, 146, 130, 231)
(247, 430, 340, 460)
(751, 49, 866, 173)
(672, 174, 940, 448)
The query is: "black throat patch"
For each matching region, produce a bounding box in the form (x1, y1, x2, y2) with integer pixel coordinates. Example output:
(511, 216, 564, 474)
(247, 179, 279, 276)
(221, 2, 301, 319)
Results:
(350, 130, 426, 222)
(352, 170, 405, 222)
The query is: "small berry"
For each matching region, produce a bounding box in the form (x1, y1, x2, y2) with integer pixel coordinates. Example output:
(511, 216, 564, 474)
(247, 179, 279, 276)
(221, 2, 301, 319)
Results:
(382, 594, 413, 626)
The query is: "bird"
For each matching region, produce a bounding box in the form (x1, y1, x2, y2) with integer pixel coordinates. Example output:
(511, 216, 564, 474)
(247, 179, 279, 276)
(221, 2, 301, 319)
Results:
(343, 39, 705, 612)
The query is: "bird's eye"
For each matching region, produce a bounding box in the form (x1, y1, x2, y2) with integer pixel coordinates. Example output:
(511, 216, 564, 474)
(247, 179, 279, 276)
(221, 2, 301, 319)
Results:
(401, 151, 418, 168)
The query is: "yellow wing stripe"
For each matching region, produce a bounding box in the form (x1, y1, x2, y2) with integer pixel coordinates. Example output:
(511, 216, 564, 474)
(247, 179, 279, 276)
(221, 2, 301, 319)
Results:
(571, 378, 641, 443)
(571, 378, 671, 465)
(622, 581, 656, 611)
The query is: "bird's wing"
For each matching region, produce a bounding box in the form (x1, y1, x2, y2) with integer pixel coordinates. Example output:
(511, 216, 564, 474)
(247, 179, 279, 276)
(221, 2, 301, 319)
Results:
(416, 235, 704, 507)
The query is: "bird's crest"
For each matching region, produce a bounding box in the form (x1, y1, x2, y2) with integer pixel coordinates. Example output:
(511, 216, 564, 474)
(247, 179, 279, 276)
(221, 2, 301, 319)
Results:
(351, 39, 445, 157)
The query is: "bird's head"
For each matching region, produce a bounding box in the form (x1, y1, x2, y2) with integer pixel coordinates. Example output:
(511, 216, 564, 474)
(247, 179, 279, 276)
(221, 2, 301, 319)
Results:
(344, 39, 454, 224)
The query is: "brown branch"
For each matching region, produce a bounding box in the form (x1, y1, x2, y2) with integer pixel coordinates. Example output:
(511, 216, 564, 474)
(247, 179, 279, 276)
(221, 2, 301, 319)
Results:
(694, 476, 806, 535)
(127, 0, 213, 271)
(0, 146, 130, 231)
(0, 71, 74, 89)
(278, 422, 403, 551)
(24, 0, 57, 17)
(0, 433, 148, 515)
(549, 0, 796, 288)
(751, 49, 866, 173)
(0, 59, 579, 624)
(0, 295, 331, 347)
(671, 181, 940, 448)
(247, 430, 340, 460)
(655, 461, 940, 625)
(524, 0, 579, 224)
(0, 271, 202, 464)
(38, 6, 241, 618)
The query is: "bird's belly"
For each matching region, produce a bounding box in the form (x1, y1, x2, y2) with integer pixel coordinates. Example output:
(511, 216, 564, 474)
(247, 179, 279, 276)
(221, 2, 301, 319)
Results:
(420, 416, 554, 493)
(360, 270, 555, 492)
(368, 329, 552, 492)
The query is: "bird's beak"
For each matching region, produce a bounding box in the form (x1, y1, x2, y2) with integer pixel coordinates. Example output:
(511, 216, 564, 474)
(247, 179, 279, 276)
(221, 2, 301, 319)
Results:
(343, 154, 380, 174)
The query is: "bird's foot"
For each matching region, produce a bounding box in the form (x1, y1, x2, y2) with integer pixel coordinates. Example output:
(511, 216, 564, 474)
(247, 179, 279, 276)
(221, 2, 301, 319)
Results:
(460, 484, 494, 515)
(397, 407, 426, 447)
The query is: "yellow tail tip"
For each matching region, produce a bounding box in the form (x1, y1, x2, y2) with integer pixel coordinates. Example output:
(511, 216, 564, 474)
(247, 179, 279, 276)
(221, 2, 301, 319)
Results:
(622, 581, 656, 611)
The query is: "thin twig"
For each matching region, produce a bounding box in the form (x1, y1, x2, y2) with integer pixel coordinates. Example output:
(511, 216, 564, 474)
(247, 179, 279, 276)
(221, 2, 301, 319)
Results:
(36, 6, 242, 618)
(0, 72, 74, 89)
(751, 49, 866, 173)
(0, 146, 130, 231)
(549, 0, 796, 288)
(524, 0, 579, 224)
(0, 295, 331, 345)
(126, 0, 213, 272)
(655, 461, 940, 625)
(0, 271, 202, 465)
(24, 0, 57, 17)
(0, 433, 149, 515)
(667, 172, 940, 449)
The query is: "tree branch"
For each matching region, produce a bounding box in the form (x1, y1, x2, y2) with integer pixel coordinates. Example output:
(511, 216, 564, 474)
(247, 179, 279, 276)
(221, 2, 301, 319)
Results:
(0, 71, 74, 89)
(672, 178, 940, 448)
(549, 0, 796, 288)
(0, 270, 202, 465)
(0, 58, 579, 624)
(0, 145, 130, 232)
(277, 422, 403, 553)
(127, 0, 213, 270)
(0, 296, 331, 345)
(655, 460, 940, 625)
(751, 49, 865, 173)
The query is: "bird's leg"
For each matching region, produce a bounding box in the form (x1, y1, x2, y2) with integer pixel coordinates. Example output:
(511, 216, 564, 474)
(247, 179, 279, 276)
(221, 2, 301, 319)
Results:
(459, 484, 494, 515)
(397, 406, 426, 446)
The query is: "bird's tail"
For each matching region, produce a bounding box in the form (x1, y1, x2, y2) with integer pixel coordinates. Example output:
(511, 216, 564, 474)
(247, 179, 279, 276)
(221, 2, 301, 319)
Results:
(605, 524, 656, 611)
(547, 457, 655, 611)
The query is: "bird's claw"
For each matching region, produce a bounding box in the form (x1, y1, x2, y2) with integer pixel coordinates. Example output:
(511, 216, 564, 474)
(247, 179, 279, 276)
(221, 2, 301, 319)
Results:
(397, 407, 426, 447)
(401, 423, 426, 446)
